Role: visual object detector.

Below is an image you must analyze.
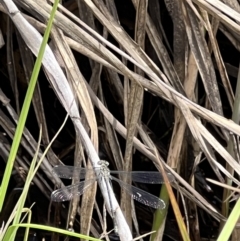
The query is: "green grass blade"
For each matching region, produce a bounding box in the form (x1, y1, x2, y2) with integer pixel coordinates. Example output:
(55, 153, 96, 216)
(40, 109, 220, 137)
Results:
(8, 128, 42, 241)
(0, 0, 60, 211)
(3, 224, 102, 241)
(217, 199, 240, 241)
(151, 184, 169, 241)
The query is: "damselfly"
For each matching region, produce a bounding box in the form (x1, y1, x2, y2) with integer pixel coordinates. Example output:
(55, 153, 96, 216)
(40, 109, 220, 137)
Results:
(51, 161, 174, 209)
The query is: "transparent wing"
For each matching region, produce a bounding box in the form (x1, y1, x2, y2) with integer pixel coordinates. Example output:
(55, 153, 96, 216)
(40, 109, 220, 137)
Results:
(52, 165, 175, 183)
(51, 178, 96, 202)
(52, 165, 96, 179)
(112, 177, 165, 209)
(110, 171, 175, 183)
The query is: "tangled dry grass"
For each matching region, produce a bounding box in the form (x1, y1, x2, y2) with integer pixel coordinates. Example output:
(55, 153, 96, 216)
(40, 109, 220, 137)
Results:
(1, 0, 240, 240)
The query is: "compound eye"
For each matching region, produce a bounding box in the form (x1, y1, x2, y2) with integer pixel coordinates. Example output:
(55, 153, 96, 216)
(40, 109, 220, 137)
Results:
(98, 160, 109, 166)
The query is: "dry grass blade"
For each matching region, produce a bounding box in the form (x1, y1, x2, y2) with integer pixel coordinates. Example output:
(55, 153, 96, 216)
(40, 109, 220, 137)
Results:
(192, 0, 240, 33)
(154, 148, 191, 241)
(206, 178, 240, 194)
(50, 26, 98, 236)
(121, 0, 146, 229)
(149, 0, 172, 55)
(182, 2, 223, 118)
(132, 230, 156, 241)
(135, 0, 186, 94)
(201, 10, 234, 110)
(165, 0, 186, 82)
(203, 0, 240, 21)
(77, 0, 101, 234)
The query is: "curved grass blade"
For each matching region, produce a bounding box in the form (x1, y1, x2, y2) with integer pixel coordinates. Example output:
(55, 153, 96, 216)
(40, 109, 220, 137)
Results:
(3, 223, 101, 241)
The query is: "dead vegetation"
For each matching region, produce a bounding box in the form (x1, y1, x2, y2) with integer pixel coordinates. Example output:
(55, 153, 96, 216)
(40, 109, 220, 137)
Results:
(0, 0, 240, 240)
